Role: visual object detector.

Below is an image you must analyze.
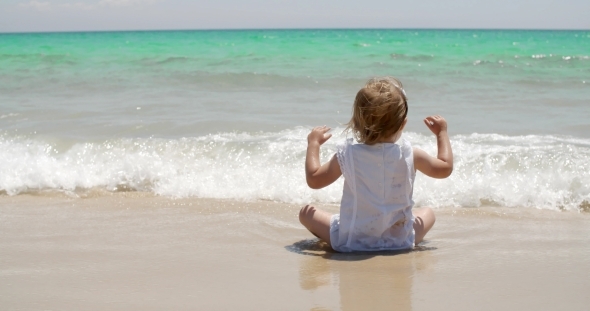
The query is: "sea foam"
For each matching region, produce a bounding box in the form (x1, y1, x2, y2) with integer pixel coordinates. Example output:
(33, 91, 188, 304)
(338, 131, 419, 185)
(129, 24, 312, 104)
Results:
(1, 128, 589, 211)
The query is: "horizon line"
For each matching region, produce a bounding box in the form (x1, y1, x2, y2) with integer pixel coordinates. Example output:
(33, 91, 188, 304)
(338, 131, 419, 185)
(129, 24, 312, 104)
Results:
(1, 27, 589, 35)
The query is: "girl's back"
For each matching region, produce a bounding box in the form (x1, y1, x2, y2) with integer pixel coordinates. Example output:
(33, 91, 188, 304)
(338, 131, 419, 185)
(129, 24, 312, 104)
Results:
(332, 138, 415, 252)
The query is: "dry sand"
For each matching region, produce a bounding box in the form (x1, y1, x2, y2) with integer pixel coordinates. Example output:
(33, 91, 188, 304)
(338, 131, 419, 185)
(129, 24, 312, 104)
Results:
(1, 194, 589, 310)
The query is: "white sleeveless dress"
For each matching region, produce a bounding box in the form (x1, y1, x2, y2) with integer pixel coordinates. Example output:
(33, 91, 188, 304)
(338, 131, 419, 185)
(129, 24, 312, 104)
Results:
(330, 138, 416, 252)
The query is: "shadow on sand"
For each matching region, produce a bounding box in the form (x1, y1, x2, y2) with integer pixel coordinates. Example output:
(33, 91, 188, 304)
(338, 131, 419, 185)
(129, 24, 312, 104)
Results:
(285, 238, 437, 261)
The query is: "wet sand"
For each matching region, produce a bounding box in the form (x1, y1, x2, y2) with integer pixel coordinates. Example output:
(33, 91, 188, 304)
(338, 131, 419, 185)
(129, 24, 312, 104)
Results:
(1, 194, 589, 310)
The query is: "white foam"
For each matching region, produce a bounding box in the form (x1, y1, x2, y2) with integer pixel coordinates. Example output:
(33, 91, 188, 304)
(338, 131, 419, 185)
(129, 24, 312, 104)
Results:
(1, 129, 589, 211)
(409, 132, 590, 211)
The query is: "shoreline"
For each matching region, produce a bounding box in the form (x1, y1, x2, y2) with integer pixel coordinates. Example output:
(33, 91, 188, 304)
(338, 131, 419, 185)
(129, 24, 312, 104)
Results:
(1, 195, 589, 310)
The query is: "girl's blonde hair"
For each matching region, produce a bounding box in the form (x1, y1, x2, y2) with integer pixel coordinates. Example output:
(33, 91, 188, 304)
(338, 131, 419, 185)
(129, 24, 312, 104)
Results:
(345, 77, 408, 145)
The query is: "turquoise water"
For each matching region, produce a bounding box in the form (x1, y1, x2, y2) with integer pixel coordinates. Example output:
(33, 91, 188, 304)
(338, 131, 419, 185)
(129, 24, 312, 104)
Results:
(0, 30, 589, 210)
(1, 29, 589, 137)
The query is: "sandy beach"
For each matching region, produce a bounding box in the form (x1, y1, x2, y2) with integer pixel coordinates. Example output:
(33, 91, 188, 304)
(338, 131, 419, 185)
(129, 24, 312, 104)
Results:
(1, 193, 589, 311)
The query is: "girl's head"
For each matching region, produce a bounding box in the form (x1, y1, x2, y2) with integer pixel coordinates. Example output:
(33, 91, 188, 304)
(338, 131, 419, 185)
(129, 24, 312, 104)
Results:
(346, 77, 408, 145)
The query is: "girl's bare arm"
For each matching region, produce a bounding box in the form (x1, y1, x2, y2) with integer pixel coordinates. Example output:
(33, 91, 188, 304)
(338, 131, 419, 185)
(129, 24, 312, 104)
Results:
(414, 115, 454, 179)
(305, 126, 342, 189)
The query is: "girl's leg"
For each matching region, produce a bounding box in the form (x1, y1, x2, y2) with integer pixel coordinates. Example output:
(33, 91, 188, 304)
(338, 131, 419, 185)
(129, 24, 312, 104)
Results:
(299, 205, 332, 244)
(413, 207, 436, 245)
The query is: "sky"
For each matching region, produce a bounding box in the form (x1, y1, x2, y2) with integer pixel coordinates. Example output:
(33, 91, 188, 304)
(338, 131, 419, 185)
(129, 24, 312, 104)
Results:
(0, 0, 589, 33)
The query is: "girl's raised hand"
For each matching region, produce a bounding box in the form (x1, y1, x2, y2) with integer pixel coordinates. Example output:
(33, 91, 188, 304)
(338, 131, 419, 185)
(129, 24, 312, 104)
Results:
(307, 126, 332, 145)
(423, 115, 448, 136)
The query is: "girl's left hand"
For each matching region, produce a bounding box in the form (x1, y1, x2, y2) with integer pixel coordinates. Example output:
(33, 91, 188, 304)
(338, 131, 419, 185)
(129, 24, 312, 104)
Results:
(307, 126, 332, 145)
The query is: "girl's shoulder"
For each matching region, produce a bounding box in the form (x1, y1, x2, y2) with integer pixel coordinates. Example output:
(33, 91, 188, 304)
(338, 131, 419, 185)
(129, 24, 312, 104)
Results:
(397, 137, 413, 150)
(336, 137, 355, 153)
(336, 138, 354, 162)
(340, 137, 355, 146)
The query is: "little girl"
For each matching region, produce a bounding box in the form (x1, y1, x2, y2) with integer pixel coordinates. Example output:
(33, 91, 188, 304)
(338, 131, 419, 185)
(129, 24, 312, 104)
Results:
(300, 77, 453, 252)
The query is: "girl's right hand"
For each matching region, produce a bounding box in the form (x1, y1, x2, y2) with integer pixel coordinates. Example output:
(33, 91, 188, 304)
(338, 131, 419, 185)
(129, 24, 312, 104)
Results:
(308, 126, 332, 145)
(423, 115, 448, 136)
(415, 115, 453, 179)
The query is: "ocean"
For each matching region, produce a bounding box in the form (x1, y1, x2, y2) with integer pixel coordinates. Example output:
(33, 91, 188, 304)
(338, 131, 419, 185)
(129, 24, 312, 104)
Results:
(1, 29, 589, 211)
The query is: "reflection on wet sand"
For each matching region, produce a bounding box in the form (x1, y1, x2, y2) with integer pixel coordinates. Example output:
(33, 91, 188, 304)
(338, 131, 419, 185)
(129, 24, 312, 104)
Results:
(287, 239, 436, 311)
